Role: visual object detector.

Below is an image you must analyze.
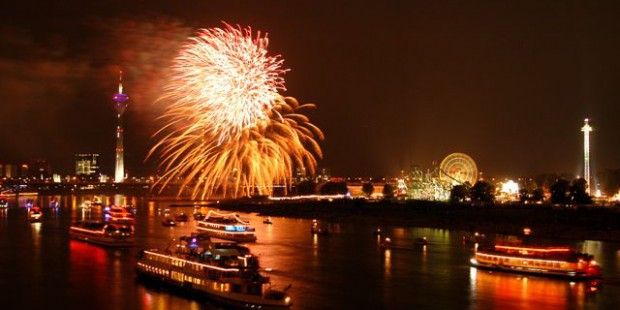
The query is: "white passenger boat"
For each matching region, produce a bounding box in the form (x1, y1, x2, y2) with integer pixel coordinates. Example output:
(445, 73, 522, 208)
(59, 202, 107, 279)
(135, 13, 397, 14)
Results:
(196, 211, 256, 243)
(136, 235, 291, 308)
(69, 221, 134, 247)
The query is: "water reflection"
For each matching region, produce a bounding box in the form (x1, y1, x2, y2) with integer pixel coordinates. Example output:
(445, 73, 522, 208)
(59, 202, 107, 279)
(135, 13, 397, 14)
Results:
(469, 267, 600, 309)
(2, 194, 619, 309)
(383, 249, 392, 277)
(69, 240, 109, 305)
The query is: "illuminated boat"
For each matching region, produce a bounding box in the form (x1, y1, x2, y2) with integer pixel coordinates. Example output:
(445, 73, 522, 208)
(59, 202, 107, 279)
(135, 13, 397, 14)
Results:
(136, 236, 291, 309)
(105, 205, 136, 223)
(28, 206, 43, 222)
(69, 221, 134, 247)
(49, 197, 60, 209)
(196, 211, 256, 243)
(0, 197, 8, 208)
(470, 245, 602, 279)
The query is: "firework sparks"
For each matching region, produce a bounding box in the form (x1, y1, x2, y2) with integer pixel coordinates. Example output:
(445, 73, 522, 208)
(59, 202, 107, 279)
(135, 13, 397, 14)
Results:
(161, 23, 287, 144)
(151, 24, 322, 199)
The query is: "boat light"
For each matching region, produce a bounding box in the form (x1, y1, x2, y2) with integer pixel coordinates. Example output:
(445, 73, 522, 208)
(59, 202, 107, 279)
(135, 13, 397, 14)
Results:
(495, 245, 571, 253)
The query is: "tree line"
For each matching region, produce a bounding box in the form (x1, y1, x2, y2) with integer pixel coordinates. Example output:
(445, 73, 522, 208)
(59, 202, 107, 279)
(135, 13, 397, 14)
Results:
(449, 177, 593, 205)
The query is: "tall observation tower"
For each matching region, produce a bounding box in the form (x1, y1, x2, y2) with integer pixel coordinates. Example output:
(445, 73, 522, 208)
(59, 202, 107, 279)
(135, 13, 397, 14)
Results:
(112, 71, 129, 183)
(581, 118, 593, 194)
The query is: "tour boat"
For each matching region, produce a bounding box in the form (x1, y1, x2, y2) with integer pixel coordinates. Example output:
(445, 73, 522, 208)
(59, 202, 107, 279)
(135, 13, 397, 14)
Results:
(105, 205, 135, 223)
(0, 197, 8, 208)
(470, 244, 602, 279)
(196, 211, 257, 243)
(69, 221, 135, 247)
(135, 235, 291, 308)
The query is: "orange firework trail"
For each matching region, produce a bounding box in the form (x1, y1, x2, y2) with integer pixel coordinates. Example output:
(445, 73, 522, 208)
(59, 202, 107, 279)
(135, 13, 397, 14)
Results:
(150, 24, 323, 199)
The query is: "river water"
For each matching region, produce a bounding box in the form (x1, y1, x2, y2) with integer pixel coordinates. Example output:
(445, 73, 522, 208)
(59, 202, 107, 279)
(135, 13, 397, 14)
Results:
(0, 194, 618, 309)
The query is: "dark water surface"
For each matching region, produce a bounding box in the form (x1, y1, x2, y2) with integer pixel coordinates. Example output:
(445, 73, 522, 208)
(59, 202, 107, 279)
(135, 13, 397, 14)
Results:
(1, 195, 619, 309)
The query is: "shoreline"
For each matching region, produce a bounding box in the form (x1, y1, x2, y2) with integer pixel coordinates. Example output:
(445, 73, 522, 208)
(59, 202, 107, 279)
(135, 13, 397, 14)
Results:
(211, 199, 620, 243)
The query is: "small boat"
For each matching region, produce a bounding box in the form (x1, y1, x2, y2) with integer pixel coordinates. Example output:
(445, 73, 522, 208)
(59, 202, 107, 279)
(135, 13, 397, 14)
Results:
(380, 237, 392, 249)
(414, 237, 428, 245)
(0, 197, 8, 209)
(193, 212, 205, 221)
(471, 244, 602, 279)
(136, 235, 291, 308)
(196, 211, 257, 243)
(80, 200, 93, 209)
(92, 196, 104, 207)
(174, 212, 189, 222)
(263, 217, 273, 224)
(463, 232, 486, 245)
(372, 228, 382, 236)
(162, 218, 176, 227)
(70, 221, 134, 247)
(311, 219, 329, 235)
(28, 206, 43, 222)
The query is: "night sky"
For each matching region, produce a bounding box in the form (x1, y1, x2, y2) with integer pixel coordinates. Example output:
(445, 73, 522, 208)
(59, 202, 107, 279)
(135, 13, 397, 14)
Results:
(1, 1, 619, 179)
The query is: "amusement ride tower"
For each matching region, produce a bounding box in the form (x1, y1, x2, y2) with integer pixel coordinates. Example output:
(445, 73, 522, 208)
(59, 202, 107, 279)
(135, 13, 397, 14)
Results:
(581, 118, 592, 194)
(112, 71, 129, 183)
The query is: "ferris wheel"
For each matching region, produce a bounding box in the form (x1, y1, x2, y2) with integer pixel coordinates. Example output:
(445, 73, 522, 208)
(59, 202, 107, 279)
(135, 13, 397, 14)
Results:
(439, 153, 478, 185)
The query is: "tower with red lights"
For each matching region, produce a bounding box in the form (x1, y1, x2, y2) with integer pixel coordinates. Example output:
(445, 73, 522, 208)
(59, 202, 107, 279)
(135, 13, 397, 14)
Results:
(112, 71, 129, 183)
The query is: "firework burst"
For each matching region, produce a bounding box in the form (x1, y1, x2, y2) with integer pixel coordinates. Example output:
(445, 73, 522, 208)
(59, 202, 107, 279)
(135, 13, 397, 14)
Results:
(160, 23, 287, 144)
(151, 24, 322, 199)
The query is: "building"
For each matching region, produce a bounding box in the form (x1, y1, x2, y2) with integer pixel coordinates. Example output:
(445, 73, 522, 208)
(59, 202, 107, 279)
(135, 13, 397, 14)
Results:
(0, 163, 26, 179)
(75, 153, 100, 176)
(29, 159, 51, 180)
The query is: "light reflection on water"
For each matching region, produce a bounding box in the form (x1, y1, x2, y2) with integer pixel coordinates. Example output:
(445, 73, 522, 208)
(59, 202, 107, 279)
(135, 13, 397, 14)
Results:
(0, 194, 618, 309)
(468, 267, 602, 309)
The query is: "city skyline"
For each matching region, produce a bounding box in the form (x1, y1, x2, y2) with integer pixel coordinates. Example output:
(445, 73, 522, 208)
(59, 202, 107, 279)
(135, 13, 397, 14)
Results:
(0, 1, 619, 179)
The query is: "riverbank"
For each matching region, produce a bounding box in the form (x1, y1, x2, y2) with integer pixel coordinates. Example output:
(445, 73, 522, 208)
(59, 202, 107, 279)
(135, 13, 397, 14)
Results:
(213, 198, 620, 243)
